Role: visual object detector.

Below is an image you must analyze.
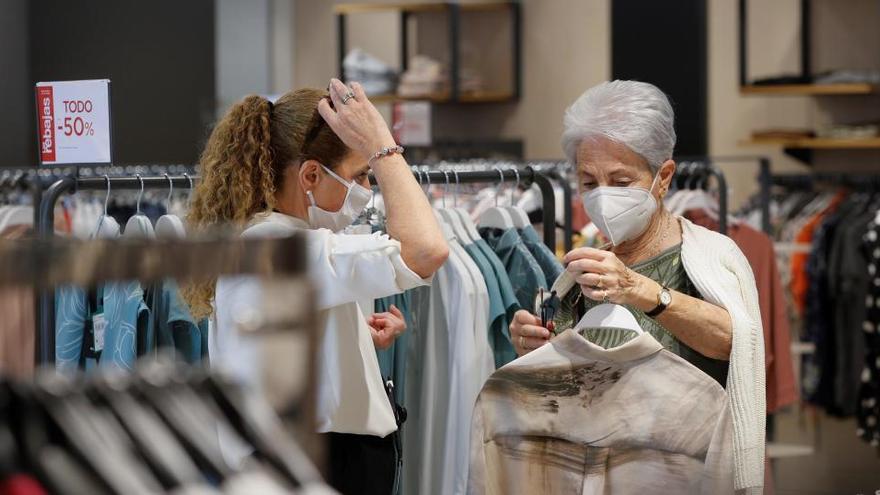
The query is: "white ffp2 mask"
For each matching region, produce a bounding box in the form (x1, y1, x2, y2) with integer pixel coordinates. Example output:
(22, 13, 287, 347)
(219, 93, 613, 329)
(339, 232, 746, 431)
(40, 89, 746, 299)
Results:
(307, 164, 373, 232)
(581, 172, 660, 246)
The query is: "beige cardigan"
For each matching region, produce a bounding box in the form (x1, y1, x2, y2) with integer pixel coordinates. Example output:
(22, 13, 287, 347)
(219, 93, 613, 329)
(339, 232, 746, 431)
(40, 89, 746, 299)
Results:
(552, 216, 765, 494)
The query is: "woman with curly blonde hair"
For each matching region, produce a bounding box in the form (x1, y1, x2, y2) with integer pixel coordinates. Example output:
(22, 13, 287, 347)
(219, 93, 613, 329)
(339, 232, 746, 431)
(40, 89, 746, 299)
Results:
(185, 79, 448, 494)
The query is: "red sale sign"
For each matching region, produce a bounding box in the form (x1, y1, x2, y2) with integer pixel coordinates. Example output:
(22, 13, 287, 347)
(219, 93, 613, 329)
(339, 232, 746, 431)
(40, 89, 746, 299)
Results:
(35, 79, 112, 165)
(36, 86, 56, 162)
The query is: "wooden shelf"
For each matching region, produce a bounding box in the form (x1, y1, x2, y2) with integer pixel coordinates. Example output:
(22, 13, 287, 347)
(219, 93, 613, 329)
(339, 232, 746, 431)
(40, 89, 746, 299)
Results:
(367, 90, 515, 104)
(743, 137, 880, 149)
(334, 2, 511, 15)
(740, 83, 880, 96)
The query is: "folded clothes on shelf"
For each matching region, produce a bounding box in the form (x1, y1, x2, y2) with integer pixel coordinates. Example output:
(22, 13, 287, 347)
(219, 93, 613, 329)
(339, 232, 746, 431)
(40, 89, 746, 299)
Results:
(813, 69, 880, 85)
(343, 48, 398, 96)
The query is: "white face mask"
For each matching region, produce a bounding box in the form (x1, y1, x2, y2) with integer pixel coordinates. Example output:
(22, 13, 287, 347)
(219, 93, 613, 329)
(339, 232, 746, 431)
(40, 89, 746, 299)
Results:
(581, 171, 661, 246)
(307, 164, 373, 232)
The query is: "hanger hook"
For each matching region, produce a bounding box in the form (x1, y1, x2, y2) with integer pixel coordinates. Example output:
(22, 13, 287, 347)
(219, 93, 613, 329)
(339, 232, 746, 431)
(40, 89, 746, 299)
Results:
(493, 167, 505, 207)
(452, 169, 461, 208)
(442, 170, 451, 209)
(183, 172, 194, 192)
(135, 174, 144, 215)
(164, 173, 174, 207)
(103, 175, 111, 215)
(510, 167, 521, 206)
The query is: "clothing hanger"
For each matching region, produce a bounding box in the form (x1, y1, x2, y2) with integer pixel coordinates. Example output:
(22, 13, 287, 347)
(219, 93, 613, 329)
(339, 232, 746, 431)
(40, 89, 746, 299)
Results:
(436, 170, 475, 244)
(0, 173, 32, 233)
(503, 167, 532, 229)
(477, 168, 515, 230)
(93, 176, 121, 239)
(451, 170, 484, 242)
(575, 303, 644, 335)
(123, 174, 156, 239)
(155, 174, 187, 240)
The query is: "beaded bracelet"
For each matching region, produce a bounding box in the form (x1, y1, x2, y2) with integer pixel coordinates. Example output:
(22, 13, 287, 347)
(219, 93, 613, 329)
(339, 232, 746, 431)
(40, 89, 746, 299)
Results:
(368, 145, 405, 168)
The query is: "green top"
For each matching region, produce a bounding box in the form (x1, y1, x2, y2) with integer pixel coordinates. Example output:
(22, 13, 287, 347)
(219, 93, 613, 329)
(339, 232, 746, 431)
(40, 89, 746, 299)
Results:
(553, 244, 729, 387)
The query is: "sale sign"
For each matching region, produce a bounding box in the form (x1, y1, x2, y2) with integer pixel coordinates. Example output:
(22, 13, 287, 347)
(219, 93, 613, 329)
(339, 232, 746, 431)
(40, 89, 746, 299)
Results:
(35, 79, 112, 165)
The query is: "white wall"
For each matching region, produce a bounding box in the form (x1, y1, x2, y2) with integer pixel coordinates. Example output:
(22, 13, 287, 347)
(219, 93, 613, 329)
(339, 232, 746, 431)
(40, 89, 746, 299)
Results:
(214, 0, 297, 116)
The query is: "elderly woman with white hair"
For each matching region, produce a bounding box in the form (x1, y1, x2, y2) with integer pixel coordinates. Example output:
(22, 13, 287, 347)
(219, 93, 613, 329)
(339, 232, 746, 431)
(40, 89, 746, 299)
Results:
(507, 80, 766, 493)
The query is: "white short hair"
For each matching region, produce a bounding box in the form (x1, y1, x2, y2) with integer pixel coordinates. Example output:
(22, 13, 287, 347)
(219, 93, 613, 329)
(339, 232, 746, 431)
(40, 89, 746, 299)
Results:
(562, 80, 676, 173)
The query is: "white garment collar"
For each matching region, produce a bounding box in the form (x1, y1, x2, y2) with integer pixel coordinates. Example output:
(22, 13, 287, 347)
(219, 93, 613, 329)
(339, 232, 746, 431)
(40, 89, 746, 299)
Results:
(549, 328, 663, 363)
(248, 211, 310, 230)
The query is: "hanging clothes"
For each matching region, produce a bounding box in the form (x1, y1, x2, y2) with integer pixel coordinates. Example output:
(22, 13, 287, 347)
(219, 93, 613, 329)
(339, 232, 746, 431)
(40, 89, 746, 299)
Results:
(468, 330, 735, 495)
(149, 279, 208, 363)
(479, 227, 545, 311)
(554, 243, 729, 387)
(55, 281, 152, 373)
(471, 236, 521, 368)
(859, 212, 880, 449)
(518, 224, 563, 288)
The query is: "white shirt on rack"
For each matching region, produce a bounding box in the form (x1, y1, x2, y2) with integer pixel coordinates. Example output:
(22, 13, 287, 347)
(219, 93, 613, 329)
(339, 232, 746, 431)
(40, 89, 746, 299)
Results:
(210, 212, 431, 437)
(438, 217, 494, 495)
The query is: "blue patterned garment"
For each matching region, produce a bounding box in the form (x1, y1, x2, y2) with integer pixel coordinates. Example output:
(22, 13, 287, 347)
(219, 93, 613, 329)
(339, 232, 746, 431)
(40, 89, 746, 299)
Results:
(55, 281, 151, 373)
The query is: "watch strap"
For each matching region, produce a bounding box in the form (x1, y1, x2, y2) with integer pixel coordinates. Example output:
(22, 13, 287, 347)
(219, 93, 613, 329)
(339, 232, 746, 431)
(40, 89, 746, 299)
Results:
(645, 286, 670, 318)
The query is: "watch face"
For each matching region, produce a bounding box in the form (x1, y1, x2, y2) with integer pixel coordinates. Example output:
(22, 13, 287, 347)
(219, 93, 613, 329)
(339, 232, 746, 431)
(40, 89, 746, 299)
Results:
(660, 290, 672, 306)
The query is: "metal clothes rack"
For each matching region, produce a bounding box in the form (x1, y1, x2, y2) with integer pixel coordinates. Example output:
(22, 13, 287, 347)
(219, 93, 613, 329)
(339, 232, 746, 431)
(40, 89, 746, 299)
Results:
(34, 173, 201, 364)
(371, 166, 559, 251)
(677, 155, 771, 235)
(35, 166, 558, 364)
(671, 160, 731, 235)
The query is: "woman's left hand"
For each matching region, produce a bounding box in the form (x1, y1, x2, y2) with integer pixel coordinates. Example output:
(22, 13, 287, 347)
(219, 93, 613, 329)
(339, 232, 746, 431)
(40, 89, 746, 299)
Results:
(563, 247, 653, 308)
(368, 305, 407, 350)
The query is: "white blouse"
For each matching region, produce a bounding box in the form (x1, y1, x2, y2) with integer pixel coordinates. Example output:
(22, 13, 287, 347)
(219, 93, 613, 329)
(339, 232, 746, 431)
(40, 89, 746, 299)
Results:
(210, 212, 431, 437)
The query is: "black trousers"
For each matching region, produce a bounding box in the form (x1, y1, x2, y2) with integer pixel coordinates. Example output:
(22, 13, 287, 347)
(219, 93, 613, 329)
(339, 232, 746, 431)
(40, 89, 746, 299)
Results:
(323, 432, 397, 495)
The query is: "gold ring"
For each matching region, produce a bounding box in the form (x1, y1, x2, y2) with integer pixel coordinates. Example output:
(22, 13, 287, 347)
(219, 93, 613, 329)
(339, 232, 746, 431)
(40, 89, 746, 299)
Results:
(519, 335, 525, 349)
(597, 274, 603, 289)
(602, 290, 609, 303)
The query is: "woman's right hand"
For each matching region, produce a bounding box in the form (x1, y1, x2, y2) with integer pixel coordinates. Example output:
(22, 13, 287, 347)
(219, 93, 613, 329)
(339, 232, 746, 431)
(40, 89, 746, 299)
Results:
(318, 78, 396, 161)
(510, 310, 551, 356)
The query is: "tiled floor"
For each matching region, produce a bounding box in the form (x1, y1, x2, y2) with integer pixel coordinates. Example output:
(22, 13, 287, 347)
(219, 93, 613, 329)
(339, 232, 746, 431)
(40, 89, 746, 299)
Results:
(771, 407, 880, 494)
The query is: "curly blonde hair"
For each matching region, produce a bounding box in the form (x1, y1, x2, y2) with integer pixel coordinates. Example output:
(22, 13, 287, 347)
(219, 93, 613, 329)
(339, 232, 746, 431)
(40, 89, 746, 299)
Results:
(183, 89, 349, 319)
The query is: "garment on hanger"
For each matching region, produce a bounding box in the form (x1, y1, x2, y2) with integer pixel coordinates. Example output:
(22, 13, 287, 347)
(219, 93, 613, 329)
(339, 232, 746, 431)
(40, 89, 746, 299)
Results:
(479, 227, 546, 327)
(468, 330, 735, 495)
(148, 279, 207, 363)
(55, 281, 152, 373)
(518, 224, 563, 288)
(554, 243, 728, 387)
(859, 212, 880, 449)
